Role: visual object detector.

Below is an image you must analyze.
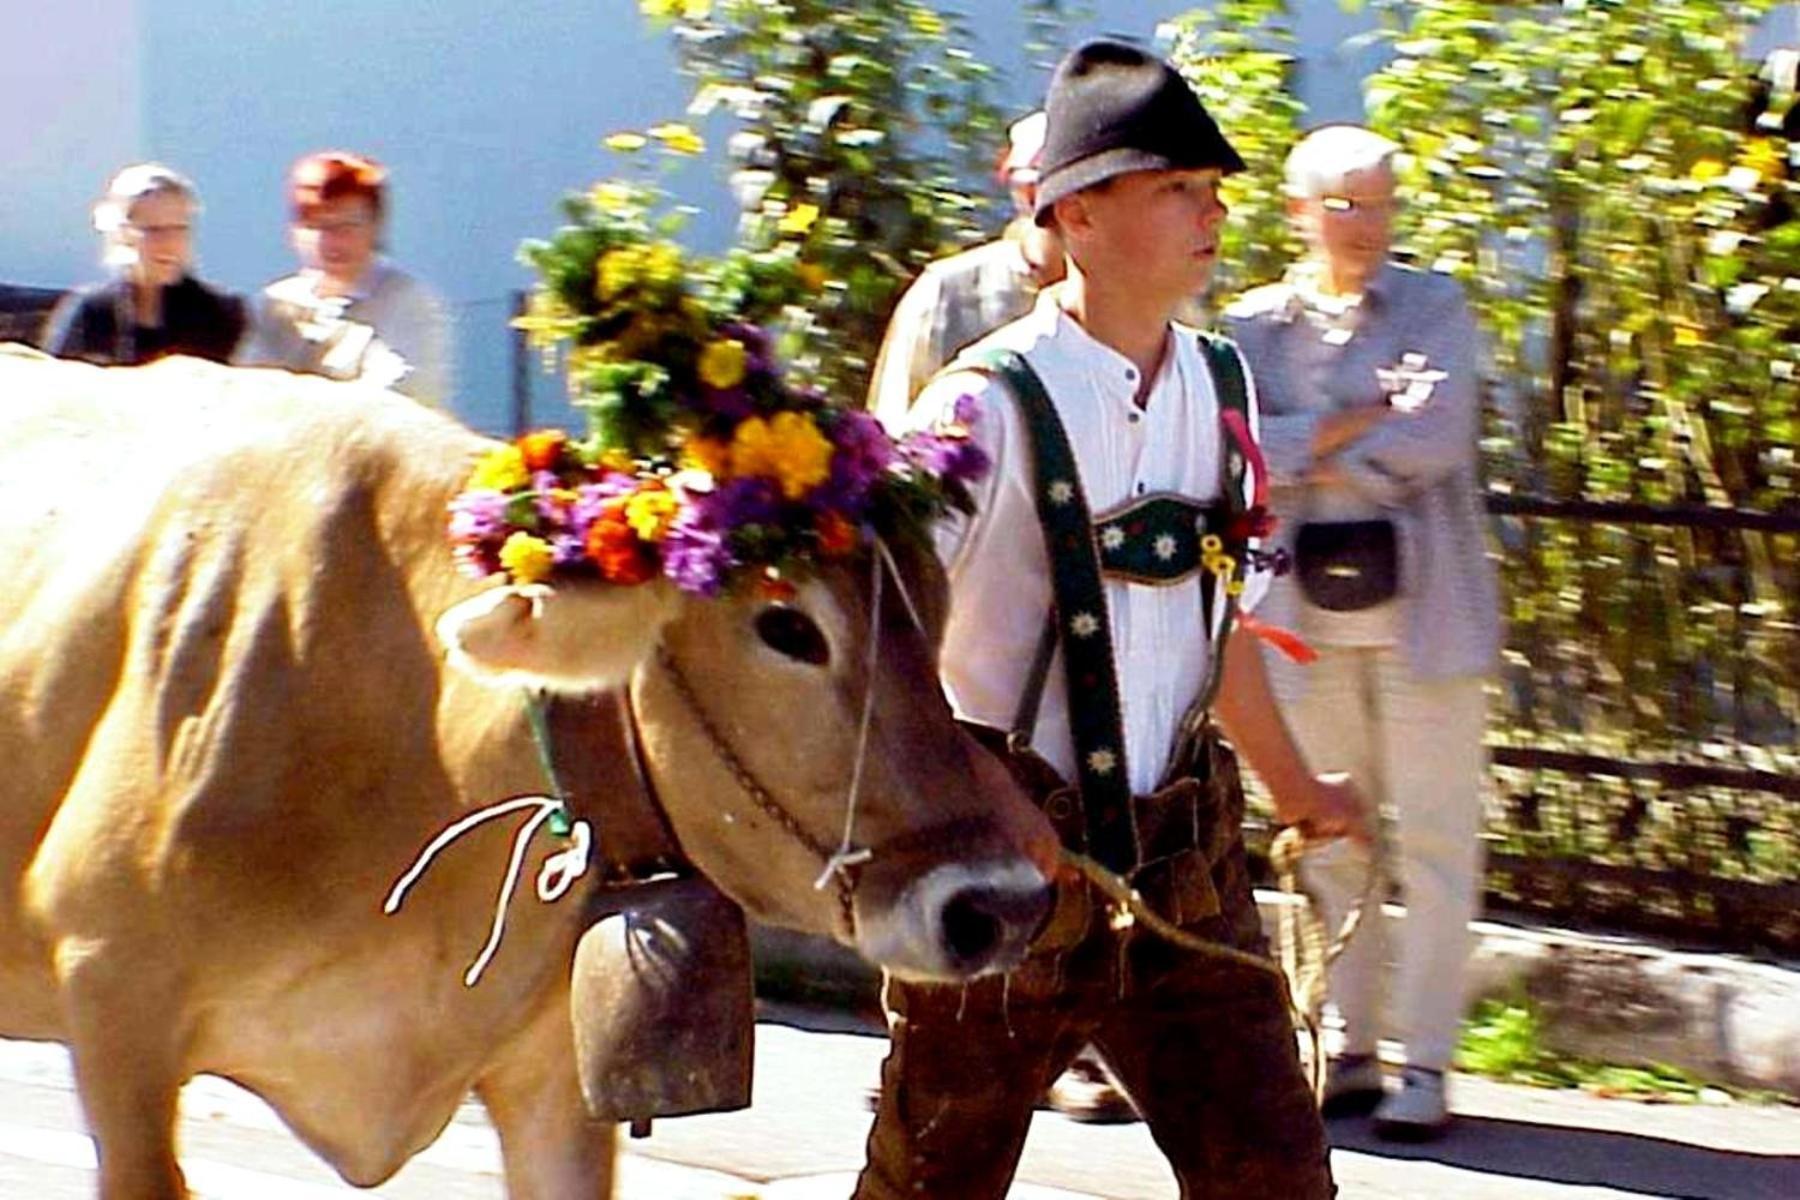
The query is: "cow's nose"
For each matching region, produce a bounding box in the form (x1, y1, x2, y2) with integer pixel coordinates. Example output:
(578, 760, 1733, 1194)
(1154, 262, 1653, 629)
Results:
(855, 861, 1053, 981)
(937, 877, 1052, 973)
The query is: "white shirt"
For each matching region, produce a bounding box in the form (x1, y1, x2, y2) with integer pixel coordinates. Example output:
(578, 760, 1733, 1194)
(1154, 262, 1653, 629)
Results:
(906, 289, 1265, 793)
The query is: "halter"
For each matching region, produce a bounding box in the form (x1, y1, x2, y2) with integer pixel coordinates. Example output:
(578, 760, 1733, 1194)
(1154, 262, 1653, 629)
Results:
(388, 542, 918, 974)
(644, 542, 910, 938)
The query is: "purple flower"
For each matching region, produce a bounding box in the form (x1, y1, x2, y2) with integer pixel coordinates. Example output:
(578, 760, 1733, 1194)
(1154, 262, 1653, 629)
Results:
(709, 476, 782, 527)
(550, 532, 587, 566)
(569, 475, 639, 538)
(447, 490, 510, 541)
(661, 509, 735, 597)
(818, 408, 898, 513)
(952, 391, 982, 428)
(902, 432, 991, 485)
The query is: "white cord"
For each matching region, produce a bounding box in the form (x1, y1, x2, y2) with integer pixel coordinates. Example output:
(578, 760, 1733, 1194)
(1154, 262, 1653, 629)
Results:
(814, 550, 882, 891)
(385, 794, 593, 986)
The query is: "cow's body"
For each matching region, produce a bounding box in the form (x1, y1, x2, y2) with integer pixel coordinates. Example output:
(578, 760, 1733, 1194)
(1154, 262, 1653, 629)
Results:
(0, 348, 1053, 1198)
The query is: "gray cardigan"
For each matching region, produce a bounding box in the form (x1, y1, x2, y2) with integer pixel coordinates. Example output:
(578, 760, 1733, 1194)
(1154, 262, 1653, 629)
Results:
(1226, 262, 1500, 699)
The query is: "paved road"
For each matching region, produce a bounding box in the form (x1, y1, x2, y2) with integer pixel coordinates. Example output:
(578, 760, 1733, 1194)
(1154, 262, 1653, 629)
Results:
(2, 1014, 1796, 1198)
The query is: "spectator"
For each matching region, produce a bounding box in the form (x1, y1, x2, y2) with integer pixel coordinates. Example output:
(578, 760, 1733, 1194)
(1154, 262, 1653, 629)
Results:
(1226, 123, 1501, 1141)
(43, 163, 245, 366)
(237, 150, 450, 406)
(865, 111, 1065, 426)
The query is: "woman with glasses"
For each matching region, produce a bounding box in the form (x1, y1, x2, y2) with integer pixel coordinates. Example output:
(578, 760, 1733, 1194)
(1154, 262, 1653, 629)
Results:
(237, 150, 450, 407)
(43, 163, 246, 366)
(1226, 124, 1500, 1141)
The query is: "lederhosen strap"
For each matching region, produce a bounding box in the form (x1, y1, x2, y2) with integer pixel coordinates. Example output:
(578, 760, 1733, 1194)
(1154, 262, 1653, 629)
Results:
(959, 337, 1255, 874)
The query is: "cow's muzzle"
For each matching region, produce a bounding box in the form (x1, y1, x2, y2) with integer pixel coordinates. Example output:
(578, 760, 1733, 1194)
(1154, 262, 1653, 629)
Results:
(854, 860, 1053, 980)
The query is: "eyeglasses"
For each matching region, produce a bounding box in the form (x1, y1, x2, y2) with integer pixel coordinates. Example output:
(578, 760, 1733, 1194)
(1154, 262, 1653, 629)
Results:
(1319, 195, 1400, 218)
(298, 217, 375, 234)
(130, 222, 192, 238)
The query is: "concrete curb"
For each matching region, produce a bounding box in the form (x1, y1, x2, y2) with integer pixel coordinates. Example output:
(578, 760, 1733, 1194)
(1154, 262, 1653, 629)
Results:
(752, 893, 1800, 1098)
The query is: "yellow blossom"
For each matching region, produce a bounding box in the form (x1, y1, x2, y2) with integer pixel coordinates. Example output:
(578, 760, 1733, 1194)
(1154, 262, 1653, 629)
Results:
(499, 532, 555, 584)
(1738, 138, 1786, 184)
(1689, 158, 1725, 182)
(778, 203, 821, 235)
(649, 123, 705, 156)
(642, 241, 683, 287)
(1673, 323, 1704, 347)
(469, 445, 529, 491)
(625, 486, 680, 542)
(731, 411, 834, 499)
(796, 262, 828, 292)
(698, 339, 749, 390)
(597, 247, 642, 301)
(683, 436, 732, 477)
(604, 132, 648, 153)
(641, 0, 711, 18)
(589, 182, 636, 212)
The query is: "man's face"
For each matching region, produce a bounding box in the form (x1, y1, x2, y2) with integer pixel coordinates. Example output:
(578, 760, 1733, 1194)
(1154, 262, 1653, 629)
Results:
(292, 195, 380, 285)
(1294, 163, 1396, 286)
(122, 190, 193, 289)
(1062, 167, 1228, 299)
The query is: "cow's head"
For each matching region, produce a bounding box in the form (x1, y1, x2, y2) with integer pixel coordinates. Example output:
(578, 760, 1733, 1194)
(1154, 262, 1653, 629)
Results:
(435, 542, 1057, 982)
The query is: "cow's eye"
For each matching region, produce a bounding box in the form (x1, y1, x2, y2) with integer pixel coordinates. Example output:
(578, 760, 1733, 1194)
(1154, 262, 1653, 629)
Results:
(755, 605, 830, 666)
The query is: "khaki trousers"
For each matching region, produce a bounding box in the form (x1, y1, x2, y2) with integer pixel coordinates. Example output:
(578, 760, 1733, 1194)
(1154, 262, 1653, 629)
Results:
(855, 742, 1334, 1200)
(1289, 644, 1489, 1072)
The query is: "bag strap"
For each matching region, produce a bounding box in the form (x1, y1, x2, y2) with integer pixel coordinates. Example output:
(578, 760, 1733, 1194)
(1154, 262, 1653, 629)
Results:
(959, 347, 1141, 874)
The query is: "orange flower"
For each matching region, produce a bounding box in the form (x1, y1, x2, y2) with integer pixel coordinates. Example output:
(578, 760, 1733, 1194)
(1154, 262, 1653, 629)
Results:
(518, 429, 568, 473)
(757, 572, 797, 602)
(816, 512, 858, 557)
(584, 501, 656, 584)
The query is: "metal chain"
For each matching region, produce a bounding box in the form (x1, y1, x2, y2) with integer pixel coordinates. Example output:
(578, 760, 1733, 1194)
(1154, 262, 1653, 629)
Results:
(653, 644, 858, 928)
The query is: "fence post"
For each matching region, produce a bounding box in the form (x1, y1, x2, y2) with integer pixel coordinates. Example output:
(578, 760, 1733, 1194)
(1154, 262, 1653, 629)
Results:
(509, 289, 530, 436)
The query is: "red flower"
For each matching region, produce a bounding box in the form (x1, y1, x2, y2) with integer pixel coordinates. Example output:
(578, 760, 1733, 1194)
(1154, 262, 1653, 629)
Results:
(816, 512, 858, 558)
(519, 429, 569, 473)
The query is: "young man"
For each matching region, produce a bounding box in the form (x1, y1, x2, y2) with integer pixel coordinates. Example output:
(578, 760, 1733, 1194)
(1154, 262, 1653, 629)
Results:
(856, 41, 1363, 1200)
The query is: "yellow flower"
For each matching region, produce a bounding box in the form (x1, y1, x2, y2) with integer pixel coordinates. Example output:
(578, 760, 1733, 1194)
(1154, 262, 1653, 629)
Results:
(499, 532, 555, 585)
(796, 262, 828, 292)
(1689, 158, 1726, 182)
(642, 0, 711, 18)
(1738, 138, 1786, 184)
(604, 132, 648, 153)
(1673, 322, 1704, 347)
(597, 247, 642, 301)
(625, 485, 680, 542)
(649, 122, 705, 156)
(778, 203, 821, 235)
(642, 241, 683, 287)
(683, 436, 732, 477)
(589, 182, 635, 212)
(731, 411, 834, 500)
(469, 445, 529, 491)
(698, 339, 749, 390)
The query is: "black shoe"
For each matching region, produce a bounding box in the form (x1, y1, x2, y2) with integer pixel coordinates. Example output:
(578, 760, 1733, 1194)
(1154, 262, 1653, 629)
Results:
(1319, 1053, 1386, 1119)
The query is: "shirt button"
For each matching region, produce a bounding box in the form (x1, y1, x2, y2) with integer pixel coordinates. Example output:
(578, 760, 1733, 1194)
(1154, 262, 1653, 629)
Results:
(1136, 482, 1147, 495)
(1125, 367, 1137, 382)
(1128, 411, 1141, 424)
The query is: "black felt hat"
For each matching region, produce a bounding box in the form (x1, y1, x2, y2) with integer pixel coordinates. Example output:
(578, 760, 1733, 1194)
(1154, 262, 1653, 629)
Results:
(1033, 40, 1245, 224)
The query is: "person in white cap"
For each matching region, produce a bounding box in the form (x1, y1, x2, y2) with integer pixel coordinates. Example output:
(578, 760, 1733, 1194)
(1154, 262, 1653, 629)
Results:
(866, 111, 1065, 425)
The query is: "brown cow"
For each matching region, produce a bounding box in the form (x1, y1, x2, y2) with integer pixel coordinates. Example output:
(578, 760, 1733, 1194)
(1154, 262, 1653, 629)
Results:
(0, 347, 1055, 1199)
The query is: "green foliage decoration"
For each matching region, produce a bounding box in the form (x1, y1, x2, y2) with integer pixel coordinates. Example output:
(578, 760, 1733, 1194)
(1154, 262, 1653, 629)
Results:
(628, 0, 1041, 403)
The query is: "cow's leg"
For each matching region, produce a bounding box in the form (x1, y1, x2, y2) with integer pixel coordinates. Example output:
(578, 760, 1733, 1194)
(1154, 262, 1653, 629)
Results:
(56, 943, 189, 1200)
(476, 1001, 617, 1200)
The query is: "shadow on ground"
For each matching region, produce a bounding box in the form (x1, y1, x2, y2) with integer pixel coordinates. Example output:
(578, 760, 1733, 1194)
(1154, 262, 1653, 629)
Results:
(1327, 1112, 1800, 1200)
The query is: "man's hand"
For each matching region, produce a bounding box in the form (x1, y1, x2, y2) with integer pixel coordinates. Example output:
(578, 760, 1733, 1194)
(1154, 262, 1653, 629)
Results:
(1275, 771, 1370, 845)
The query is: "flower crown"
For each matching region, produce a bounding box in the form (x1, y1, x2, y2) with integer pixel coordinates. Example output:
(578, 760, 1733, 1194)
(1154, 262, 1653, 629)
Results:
(449, 184, 986, 599)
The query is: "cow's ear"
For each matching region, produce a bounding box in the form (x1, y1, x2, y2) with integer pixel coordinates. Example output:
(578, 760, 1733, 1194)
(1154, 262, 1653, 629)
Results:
(435, 581, 682, 694)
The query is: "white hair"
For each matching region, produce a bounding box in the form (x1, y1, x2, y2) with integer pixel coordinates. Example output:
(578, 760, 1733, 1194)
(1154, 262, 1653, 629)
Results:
(1283, 125, 1400, 199)
(92, 163, 198, 267)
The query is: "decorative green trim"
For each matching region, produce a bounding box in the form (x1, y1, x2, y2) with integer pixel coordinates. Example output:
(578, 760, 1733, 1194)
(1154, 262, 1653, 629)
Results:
(1093, 492, 1219, 586)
